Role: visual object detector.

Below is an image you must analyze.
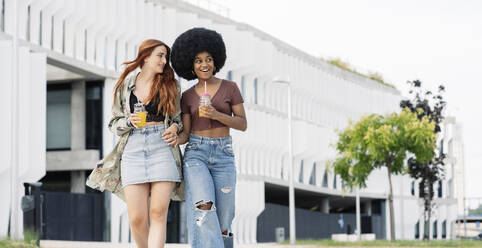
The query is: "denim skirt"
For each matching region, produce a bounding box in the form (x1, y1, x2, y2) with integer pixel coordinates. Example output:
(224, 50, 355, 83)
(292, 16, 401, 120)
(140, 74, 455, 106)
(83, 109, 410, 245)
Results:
(121, 124, 181, 187)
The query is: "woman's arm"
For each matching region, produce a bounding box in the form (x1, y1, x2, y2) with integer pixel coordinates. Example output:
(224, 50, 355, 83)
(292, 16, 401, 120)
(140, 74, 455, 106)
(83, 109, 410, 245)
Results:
(201, 103, 247, 131)
(177, 113, 192, 145)
(162, 83, 184, 146)
(108, 87, 133, 136)
(170, 82, 184, 134)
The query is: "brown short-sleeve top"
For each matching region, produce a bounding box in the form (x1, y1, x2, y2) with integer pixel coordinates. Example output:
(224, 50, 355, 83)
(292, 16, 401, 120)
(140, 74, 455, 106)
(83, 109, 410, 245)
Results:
(181, 80, 244, 131)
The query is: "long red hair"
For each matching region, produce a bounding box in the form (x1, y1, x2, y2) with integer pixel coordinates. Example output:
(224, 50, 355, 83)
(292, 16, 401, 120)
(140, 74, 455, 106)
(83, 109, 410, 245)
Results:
(113, 39, 177, 115)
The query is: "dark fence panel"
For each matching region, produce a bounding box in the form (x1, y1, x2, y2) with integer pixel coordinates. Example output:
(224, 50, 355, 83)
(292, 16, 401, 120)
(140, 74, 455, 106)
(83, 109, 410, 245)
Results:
(42, 192, 104, 241)
(257, 203, 384, 242)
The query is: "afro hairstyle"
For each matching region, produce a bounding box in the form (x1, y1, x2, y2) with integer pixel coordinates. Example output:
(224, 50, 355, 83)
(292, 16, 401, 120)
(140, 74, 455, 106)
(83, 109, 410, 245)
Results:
(171, 27, 226, 81)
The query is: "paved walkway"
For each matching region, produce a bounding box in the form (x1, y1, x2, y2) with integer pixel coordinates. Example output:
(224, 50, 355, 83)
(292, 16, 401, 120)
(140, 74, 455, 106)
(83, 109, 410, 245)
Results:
(40, 240, 299, 248)
(40, 240, 424, 248)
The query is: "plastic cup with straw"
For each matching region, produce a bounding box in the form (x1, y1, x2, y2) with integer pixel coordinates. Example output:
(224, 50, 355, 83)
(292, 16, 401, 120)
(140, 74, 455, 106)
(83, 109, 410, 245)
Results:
(199, 80, 211, 117)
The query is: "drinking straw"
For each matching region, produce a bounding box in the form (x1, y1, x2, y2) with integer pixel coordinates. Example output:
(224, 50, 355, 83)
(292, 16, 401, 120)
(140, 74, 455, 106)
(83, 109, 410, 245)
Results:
(204, 81, 207, 94)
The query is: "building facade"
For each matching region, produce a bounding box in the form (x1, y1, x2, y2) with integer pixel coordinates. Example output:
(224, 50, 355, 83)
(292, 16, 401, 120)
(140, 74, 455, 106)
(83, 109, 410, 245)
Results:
(442, 117, 466, 218)
(1, 0, 462, 243)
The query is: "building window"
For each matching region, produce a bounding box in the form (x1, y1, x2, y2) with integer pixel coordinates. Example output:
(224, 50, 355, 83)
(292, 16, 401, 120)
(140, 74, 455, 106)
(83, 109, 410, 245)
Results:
(448, 139, 453, 155)
(125, 43, 129, 62)
(62, 20, 66, 53)
(240, 75, 246, 99)
(86, 82, 103, 153)
(309, 163, 316, 185)
(439, 138, 444, 156)
(253, 78, 258, 104)
(26, 6, 31, 41)
(442, 220, 446, 239)
(415, 221, 420, 239)
(114, 39, 119, 70)
(227, 70, 232, 81)
(299, 160, 304, 183)
(419, 182, 424, 198)
(448, 179, 453, 197)
(133, 44, 138, 62)
(104, 37, 109, 68)
(333, 175, 337, 189)
(433, 220, 438, 239)
(39, 11, 43, 45)
(47, 84, 72, 150)
(280, 158, 284, 179)
(262, 81, 266, 106)
(322, 169, 328, 187)
(1, 0, 5, 31)
(411, 181, 415, 196)
(438, 181, 443, 198)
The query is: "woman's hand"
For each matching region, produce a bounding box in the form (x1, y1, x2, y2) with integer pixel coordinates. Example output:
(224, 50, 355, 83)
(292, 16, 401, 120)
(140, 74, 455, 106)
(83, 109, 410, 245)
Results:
(200, 105, 222, 120)
(162, 125, 179, 146)
(204, 103, 247, 131)
(129, 113, 141, 128)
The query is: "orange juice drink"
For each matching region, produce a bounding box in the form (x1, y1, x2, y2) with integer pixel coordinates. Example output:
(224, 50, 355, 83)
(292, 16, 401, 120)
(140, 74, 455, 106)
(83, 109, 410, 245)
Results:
(136, 111, 147, 127)
(133, 103, 147, 127)
(199, 93, 211, 117)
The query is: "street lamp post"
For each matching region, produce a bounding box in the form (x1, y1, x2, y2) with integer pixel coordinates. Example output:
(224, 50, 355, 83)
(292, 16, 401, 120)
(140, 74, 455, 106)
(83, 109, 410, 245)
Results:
(10, 0, 20, 240)
(272, 77, 295, 244)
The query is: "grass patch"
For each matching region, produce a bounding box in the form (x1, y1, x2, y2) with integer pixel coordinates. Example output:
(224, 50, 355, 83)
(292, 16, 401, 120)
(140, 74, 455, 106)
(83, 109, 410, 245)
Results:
(0, 239, 38, 248)
(282, 239, 482, 247)
(325, 58, 395, 89)
(0, 229, 39, 248)
(21, 229, 38, 246)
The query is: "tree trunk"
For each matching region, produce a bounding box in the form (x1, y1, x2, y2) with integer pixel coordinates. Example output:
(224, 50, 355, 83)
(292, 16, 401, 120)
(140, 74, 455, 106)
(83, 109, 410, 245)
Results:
(423, 179, 433, 240)
(387, 165, 396, 240)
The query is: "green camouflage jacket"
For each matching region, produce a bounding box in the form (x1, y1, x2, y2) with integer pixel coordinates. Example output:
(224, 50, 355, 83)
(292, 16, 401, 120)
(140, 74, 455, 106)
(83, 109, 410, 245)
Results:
(86, 72, 185, 201)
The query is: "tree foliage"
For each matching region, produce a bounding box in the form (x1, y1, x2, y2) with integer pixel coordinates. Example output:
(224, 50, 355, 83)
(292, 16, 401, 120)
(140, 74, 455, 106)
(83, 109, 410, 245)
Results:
(333, 109, 436, 189)
(400, 80, 446, 183)
(400, 80, 447, 240)
(469, 204, 482, 215)
(332, 108, 437, 240)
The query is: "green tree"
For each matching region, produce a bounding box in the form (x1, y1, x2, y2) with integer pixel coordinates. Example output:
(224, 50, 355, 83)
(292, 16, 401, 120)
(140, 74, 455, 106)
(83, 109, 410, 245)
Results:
(400, 80, 447, 240)
(469, 204, 482, 215)
(332, 109, 436, 240)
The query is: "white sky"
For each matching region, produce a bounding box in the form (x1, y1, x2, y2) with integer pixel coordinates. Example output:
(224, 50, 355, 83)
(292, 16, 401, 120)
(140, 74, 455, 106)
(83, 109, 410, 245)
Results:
(220, 0, 482, 199)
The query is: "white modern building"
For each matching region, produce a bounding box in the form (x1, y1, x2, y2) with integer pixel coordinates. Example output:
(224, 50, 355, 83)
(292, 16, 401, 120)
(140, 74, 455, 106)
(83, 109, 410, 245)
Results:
(442, 117, 466, 218)
(0, 0, 463, 243)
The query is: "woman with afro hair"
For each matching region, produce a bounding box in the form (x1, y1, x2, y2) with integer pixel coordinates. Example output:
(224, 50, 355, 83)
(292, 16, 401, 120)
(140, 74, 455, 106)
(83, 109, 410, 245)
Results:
(171, 27, 247, 248)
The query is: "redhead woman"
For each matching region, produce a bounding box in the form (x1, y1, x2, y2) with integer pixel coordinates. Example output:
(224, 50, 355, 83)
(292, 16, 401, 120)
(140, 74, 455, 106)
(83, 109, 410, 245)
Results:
(171, 28, 247, 248)
(87, 39, 184, 248)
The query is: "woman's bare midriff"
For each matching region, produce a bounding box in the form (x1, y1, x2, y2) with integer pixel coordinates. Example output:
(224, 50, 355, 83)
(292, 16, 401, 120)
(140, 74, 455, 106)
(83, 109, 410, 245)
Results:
(192, 126, 230, 138)
(145, 121, 164, 126)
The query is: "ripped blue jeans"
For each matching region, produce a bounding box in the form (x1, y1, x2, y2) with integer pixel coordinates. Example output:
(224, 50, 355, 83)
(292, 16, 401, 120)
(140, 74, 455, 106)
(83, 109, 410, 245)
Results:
(183, 134, 236, 248)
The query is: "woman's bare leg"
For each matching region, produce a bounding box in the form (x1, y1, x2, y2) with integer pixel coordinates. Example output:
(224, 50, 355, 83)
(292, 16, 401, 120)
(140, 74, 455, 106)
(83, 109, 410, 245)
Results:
(148, 181, 175, 248)
(124, 183, 150, 248)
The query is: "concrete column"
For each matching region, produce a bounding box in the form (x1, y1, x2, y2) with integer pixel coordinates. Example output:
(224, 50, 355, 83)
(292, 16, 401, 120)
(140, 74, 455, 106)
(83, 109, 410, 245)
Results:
(0, 40, 13, 238)
(232, 179, 265, 244)
(321, 198, 330, 213)
(179, 201, 188, 243)
(71, 170, 85, 193)
(71, 81, 86, 150)
(70, 81, 86, 194)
